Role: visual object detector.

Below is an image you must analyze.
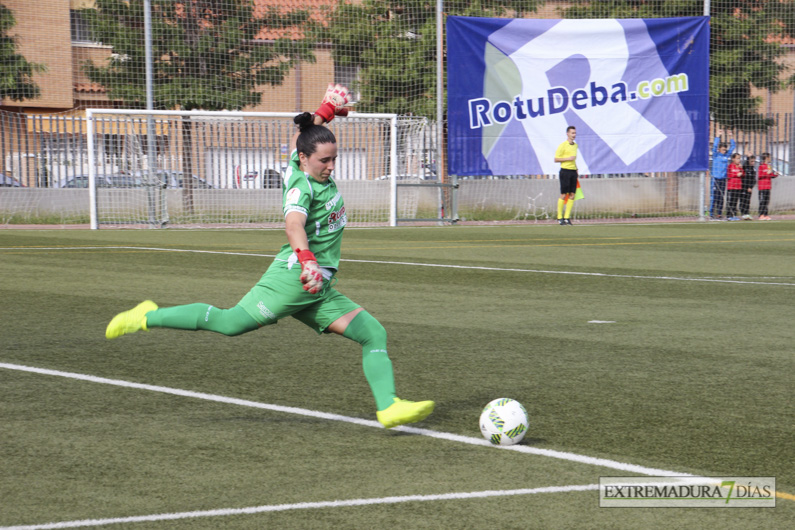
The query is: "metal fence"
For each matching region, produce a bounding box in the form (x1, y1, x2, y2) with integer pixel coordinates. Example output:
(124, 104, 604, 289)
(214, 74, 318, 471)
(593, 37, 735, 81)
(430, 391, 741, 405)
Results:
(2, 0, 795, 223)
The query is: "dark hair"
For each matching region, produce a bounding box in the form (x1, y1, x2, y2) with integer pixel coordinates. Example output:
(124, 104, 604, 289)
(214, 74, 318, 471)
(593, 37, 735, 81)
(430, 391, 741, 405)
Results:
(293, 112, 336, 156)
(762, 152, 770, 159)
(566, 125, 576, 132)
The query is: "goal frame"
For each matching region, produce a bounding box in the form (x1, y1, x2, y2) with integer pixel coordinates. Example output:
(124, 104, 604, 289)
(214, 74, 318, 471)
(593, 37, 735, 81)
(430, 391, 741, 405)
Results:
(85, 109, 400, 229)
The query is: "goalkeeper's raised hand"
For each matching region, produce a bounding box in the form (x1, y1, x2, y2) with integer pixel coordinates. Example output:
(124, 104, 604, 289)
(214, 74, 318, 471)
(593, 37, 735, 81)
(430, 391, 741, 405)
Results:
(314, 83, 351, 124)
(296, 248, 323, 294)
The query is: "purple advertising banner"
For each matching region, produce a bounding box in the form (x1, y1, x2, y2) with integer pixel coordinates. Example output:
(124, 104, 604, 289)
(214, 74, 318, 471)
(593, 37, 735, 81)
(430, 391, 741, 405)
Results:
(447, 16, 710, 175)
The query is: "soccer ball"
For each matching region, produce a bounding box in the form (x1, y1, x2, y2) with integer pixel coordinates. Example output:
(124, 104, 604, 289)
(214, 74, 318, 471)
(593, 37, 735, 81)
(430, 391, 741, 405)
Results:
(479, 398, 529, 446)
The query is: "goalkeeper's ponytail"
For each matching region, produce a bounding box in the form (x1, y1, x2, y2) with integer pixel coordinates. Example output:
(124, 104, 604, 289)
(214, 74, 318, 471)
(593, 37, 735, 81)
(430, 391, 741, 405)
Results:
(294, 112, 336, 157)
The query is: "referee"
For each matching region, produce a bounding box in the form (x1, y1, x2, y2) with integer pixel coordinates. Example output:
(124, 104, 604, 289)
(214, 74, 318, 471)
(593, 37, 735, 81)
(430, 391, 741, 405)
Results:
(554, 125, 579, 225)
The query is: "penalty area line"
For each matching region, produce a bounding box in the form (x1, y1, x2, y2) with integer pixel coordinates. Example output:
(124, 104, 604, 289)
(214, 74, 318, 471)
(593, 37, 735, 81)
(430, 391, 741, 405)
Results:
(2, 362, 793, 528)
(0, 362, 695, 480)
(0, 485, 599, 530)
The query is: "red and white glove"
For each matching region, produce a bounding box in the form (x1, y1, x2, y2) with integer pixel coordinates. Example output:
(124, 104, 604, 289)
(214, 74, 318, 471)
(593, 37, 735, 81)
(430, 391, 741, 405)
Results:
(314, 83, 351, 124)
(296, 248, 323, 294)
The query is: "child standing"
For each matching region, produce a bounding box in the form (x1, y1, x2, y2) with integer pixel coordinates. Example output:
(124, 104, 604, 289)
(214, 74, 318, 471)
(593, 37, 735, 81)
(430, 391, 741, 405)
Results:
(756, 153, 779, 220)
(740, 154, 756, 220)
(725, 153, 744, 221)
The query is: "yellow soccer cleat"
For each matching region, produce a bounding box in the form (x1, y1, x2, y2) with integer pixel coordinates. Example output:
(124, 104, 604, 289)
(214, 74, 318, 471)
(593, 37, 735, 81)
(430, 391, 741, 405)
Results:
(105, 300, 158, 339)
(377, 398, 435, 429)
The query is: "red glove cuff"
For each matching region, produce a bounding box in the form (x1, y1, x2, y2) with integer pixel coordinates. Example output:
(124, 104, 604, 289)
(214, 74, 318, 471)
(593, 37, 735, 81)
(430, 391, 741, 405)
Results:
(314, 103, 349, 123)
(314, 102, 336, 124)
(295, 249, 317, 265)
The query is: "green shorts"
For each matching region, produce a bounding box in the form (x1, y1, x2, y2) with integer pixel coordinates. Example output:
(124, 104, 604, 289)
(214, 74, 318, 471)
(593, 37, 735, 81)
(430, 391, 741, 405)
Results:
(236, 260, 360, 334)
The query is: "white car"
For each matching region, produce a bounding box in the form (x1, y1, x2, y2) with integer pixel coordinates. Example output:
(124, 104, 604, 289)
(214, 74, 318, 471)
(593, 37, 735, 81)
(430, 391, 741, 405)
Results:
(0, 173, 25, 187)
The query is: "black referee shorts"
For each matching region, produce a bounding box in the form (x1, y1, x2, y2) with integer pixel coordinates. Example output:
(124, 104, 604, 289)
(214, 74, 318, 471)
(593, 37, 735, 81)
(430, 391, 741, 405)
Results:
(559, 168, 578, 195)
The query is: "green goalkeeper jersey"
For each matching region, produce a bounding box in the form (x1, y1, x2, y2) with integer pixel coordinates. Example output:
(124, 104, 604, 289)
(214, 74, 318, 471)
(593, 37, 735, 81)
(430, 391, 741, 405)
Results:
(274, 150, 347, 271)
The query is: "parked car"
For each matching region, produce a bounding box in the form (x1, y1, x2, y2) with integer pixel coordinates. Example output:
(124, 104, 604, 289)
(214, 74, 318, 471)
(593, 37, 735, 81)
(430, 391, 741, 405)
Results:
(180, 175, 214, 189)
(58, 175, 90, 188)
(102, 174, 139, 188)
(233, 166, 282, 189)
(56, 171, 215, 189)
(57, 174, 119, 188)
(0, 173, 25, 187)
(377, 174, 434, 181)
(127, 170, 214, 189)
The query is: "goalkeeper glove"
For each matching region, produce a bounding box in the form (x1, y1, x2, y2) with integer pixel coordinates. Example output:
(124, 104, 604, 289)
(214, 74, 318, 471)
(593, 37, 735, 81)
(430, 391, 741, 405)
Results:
(296, 248, 323, 294)
(314, 84, 351, 124)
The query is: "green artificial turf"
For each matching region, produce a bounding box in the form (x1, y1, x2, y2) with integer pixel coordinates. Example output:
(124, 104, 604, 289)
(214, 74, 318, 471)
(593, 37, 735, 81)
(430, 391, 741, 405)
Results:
(1, 222, 792, 528)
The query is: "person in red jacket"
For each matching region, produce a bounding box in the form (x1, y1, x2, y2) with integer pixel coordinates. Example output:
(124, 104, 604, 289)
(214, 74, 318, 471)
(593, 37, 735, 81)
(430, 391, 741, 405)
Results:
(756, 153, 779, 220)
(725, 153, 744, 221)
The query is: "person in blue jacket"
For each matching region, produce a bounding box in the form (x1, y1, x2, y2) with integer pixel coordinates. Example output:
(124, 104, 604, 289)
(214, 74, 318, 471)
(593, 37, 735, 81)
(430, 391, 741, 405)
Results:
(710, 134, 735, 219)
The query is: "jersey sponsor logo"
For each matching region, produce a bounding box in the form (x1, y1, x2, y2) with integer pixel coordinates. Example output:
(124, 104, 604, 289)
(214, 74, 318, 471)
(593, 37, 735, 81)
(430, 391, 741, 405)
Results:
(285, 187, 302, 205)
(325, 192, 342, 210)
(328, 205, 347, 233)
(257, 301, 275, 320)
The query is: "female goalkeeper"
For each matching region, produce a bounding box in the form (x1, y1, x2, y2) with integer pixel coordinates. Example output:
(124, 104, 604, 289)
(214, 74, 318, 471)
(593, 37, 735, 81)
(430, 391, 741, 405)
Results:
(105, 85, 434, 429)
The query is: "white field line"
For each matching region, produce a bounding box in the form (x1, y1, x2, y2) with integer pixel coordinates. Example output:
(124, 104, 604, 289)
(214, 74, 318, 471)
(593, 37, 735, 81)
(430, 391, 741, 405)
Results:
(0, 485, 600, 530)
(5, 246, 794, 286)
(0, 362, 693, 478)
(0, 361, 703, 529)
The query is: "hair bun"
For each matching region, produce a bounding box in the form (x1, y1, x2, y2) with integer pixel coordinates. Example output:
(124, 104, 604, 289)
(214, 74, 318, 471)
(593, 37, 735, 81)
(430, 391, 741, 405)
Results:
(294, 112, 314, 131)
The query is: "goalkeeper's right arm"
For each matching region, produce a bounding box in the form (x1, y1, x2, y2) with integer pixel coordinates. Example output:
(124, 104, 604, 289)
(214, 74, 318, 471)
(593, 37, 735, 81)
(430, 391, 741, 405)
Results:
(285, 211, 323, 294)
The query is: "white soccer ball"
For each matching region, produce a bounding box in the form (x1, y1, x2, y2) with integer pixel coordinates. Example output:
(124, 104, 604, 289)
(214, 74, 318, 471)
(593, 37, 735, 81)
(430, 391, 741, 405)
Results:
(479, 398, 529, 446)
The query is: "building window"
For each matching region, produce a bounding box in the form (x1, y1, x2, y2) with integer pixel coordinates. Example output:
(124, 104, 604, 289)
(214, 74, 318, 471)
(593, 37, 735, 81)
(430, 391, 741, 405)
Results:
(70, 10, 96, 43)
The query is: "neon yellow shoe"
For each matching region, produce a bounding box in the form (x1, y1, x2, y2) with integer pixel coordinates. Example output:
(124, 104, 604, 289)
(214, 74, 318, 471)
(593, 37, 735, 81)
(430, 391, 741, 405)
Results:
(105, 300, 158, 339)
(377, 398, 435, 429)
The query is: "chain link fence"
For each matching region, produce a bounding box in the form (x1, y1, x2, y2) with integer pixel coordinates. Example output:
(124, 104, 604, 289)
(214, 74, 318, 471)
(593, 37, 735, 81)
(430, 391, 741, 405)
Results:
(1, 1, 794, 224)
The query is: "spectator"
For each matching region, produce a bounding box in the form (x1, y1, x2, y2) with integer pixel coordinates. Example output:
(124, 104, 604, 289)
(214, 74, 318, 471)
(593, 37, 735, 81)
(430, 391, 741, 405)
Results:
(740, 154, 757, 220)
(756, 153, 779, 220)
(725, 153, 744, 221)
(710, 134, 735, 219)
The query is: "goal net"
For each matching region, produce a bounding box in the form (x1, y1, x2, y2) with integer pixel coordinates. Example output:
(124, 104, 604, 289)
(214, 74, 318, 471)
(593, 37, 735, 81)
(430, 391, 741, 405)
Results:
(84, 109, 430, 228)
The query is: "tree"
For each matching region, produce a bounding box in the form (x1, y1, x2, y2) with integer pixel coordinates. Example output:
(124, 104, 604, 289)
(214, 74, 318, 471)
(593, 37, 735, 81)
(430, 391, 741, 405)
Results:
(81, 0, 317, 214)
(82, 0, 316, 111)
(319, 1, 545, 118)
(563, 0, 794, 132)
(0, 5, 45, 102)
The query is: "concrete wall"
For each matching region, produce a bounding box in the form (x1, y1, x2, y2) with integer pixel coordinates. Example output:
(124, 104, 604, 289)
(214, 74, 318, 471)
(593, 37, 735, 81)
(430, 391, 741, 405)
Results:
(2, 177, 793, 225)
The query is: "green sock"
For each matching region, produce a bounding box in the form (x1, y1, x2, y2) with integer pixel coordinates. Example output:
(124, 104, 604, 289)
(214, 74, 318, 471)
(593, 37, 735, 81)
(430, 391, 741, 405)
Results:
(146, 304, 258, 336)
(342, 311, 397, 410)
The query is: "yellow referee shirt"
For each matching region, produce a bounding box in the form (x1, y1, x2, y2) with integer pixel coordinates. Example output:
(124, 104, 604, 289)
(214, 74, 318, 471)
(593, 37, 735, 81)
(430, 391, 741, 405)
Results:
(555, 141, 578, 170)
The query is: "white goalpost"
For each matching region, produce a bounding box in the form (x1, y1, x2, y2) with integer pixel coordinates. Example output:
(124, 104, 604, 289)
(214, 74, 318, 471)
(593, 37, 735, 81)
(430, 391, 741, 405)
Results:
(84, 109, 424, 229)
